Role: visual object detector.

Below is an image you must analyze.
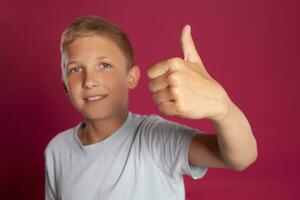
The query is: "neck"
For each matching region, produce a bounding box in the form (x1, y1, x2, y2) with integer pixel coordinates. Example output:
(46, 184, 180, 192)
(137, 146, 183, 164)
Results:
(79, 110, 129, 146)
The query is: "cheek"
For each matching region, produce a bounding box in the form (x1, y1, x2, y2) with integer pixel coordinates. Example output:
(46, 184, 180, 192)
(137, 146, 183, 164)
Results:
(107, 73, 128, 91)
(66, 77, 81, 94)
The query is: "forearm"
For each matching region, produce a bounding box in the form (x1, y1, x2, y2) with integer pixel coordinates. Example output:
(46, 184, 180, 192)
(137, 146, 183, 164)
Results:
(212, 100, 258, 171)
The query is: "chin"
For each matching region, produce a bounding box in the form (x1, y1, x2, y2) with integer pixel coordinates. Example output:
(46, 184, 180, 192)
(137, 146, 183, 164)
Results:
(83, 111, 112, 121)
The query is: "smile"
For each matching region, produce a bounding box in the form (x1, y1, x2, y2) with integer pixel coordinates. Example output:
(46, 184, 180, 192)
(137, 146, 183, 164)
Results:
(84, 95, 107, 102)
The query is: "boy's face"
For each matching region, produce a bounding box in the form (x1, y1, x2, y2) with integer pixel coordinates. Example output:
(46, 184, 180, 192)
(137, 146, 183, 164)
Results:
(63, 35, 139, 121)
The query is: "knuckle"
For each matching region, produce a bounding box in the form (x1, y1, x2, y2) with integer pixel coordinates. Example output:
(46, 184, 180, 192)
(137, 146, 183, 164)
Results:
(148, 81, 155, 92)
(175, 101, 185, 113)
(158, 103, 167, 113)
(167, 57, 183, 67)
(169, 86, 179, 97)
(153, 91, 161, 103)
(167, 72, 180, 84)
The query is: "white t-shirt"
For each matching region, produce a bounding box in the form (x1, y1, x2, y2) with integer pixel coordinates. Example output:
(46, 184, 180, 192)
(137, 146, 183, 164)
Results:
(44, 111, 208, 200)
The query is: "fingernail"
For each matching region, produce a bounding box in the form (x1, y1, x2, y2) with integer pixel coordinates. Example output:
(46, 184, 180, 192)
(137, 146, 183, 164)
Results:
(186, 24, 191, 33)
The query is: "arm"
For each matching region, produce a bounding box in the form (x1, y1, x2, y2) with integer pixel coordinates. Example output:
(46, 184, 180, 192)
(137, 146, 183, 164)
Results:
(188, 100, 257, 171)
(147, 24, 258, 172)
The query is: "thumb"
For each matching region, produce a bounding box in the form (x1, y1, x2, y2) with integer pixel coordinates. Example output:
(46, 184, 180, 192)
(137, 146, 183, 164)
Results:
(181, 24, 202, 64)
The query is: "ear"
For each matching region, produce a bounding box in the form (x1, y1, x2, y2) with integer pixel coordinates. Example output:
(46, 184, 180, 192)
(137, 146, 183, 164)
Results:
(127, 65, 140, 89)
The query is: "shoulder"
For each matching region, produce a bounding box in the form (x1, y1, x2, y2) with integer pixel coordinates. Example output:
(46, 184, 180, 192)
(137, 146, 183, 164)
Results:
(131, 112, 168, 132)
(137, 112, 197, 133)
(131, 112, 170, 127)
(132, 112, 202, 139)
(44, 123, 79, 157)
(129, 112, 162, 129)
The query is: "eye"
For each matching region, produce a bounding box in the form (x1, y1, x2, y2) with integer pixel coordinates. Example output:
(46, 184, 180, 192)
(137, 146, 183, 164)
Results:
(100, 62, 112, 69)
(70, 66, 81, 73)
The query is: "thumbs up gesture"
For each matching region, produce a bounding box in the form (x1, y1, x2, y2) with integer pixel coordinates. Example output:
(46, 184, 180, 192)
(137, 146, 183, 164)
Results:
(147, 25, 233, 121)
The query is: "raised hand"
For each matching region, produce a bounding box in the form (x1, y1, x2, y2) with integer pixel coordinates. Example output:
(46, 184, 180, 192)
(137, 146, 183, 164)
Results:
(147, 25, 232, 121)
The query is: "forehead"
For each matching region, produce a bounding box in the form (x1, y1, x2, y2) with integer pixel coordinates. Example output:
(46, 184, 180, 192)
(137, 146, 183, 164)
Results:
(65, 35, 126, 65)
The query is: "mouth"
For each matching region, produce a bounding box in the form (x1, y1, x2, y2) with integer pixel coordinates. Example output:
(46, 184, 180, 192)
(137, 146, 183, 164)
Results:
(84, 94, 108, 103)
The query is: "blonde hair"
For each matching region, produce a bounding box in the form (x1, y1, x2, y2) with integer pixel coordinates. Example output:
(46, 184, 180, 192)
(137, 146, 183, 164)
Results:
(60, 16, 135, 81)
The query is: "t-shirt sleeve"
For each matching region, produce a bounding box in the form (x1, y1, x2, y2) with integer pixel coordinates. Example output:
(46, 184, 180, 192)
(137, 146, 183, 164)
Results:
(144, 115, 208, 180)
(44, 147, 57, 200)
(179, 124, 208, 179)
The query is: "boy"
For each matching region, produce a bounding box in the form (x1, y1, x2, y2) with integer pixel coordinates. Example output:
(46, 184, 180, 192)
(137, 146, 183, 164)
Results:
(44, 16, 257, 200)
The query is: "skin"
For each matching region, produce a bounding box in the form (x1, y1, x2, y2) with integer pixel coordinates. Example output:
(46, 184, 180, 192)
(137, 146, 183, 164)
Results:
(63, 35, 140, 145)
(64, 27, 257, 171)
(147, 25, 258, 171)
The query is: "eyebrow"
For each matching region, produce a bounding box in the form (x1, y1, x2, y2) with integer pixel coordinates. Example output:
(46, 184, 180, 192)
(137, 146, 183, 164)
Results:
(66, 56, 109, 67)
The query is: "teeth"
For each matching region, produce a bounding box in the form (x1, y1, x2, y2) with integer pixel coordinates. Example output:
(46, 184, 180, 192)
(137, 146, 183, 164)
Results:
(87, 95, 106, 101)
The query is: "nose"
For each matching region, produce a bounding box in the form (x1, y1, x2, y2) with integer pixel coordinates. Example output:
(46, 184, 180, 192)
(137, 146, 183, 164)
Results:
(83, 70, 99, 89)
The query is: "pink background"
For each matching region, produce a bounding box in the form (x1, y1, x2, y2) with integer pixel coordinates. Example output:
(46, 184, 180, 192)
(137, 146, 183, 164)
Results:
(1, 0, 299, 199)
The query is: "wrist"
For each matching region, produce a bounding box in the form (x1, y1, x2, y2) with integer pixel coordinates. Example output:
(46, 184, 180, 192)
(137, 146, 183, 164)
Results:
(210, 97, 236, 124)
